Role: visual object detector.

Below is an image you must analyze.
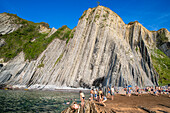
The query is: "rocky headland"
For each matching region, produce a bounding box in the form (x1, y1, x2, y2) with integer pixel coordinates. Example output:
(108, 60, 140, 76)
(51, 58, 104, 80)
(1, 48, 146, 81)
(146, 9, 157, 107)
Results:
(0, 6, 169, 89)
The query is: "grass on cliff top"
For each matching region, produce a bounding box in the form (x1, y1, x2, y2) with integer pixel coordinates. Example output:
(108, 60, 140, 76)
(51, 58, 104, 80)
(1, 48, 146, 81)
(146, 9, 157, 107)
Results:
(156, 31, 168, 47)
(151, 49, 170, 86)
(0, 14, 74, 62)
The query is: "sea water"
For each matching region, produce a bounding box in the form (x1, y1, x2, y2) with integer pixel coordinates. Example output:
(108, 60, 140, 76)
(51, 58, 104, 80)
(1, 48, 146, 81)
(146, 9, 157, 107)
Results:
(0, 90, 89, 113)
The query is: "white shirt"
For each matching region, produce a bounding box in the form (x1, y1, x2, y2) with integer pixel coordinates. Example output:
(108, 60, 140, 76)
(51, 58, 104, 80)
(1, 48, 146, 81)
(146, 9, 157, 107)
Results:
(111, 88, 114, 93)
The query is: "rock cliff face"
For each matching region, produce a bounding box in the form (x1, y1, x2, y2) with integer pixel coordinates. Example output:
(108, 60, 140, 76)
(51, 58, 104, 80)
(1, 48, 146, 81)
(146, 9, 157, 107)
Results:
(0, 6, 169, 88)
(0, 13, 22, 35)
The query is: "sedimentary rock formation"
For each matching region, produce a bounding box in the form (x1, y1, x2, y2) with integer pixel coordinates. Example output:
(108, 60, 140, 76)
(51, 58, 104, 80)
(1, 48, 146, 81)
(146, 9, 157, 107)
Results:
(0, 6, 169, 88)
(159, 42, 170, 57)
(0, 13, 22, 35)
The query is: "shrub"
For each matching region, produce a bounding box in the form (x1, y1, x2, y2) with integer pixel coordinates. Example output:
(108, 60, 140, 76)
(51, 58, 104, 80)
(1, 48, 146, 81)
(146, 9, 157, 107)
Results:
(37, 63, 44, 68)
(0, 14, 75, 62)
(95, 14, 100, 19)
(151, 49, 170, 85)
(156, 31, 168, 47)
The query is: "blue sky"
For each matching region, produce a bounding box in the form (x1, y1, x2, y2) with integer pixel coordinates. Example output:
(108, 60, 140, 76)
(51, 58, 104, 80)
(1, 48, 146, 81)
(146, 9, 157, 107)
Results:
(0, 0, 170, 31)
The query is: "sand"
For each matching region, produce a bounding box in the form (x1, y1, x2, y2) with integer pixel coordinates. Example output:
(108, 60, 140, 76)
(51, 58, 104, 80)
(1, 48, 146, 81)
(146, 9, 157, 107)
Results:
(94, 94, 170, 113)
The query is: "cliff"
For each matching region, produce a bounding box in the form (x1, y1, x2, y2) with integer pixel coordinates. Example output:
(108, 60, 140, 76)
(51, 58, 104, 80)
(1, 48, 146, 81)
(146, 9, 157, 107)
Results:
(0, 6, 169, 88)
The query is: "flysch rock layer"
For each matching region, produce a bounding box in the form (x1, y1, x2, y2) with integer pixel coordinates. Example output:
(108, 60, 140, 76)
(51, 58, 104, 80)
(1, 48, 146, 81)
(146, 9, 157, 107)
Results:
(0, 13, 22, 35)
(0, 6, 170, 88)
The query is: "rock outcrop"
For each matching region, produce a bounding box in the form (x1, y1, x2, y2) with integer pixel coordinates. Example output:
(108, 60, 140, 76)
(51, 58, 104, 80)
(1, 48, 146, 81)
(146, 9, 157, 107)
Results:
(62, 101, 98, 113)
(159, 42, 170, 57)
(0, 13, 22, 35)
(0, 6, 169, 88)
(47, 27, 57, 38)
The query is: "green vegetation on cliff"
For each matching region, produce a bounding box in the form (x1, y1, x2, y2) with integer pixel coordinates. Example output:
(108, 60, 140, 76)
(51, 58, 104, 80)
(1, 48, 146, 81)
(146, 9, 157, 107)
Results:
(156, 31, 168, 47)
(151, 49, 170, 85)
(0, 13, 74, 62)
(0, 21, 44, 61)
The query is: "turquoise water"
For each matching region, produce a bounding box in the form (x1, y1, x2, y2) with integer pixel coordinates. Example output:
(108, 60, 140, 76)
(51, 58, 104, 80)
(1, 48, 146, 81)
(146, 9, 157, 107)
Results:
(0, 90, 89, 113)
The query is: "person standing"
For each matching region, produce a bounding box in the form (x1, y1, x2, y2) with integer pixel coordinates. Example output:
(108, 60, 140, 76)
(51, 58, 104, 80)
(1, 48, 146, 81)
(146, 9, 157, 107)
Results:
(107, 87, 111, 98)
(79, 91, 85, 107)
(94, 89, 97, 100)
(111, 86, 115, 100)
(151, 87, 154, 94)
(98, 88, 103, 102)
(136, 86, 139, 96)
(168, 85, 170, 97)
(90, 89, 94, 101)
(128, 87, 131, 97)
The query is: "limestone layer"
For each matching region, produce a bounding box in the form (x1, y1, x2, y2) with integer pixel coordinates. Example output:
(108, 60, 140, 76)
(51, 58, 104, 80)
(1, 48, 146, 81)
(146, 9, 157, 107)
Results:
(0, 6, 170, 88)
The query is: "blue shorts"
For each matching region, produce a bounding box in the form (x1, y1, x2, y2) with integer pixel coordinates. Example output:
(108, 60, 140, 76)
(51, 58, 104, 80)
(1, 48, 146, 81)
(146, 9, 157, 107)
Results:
(108, 91, 111, 94)
(95, 94, 97, 97)
(103, 97, 107, 100)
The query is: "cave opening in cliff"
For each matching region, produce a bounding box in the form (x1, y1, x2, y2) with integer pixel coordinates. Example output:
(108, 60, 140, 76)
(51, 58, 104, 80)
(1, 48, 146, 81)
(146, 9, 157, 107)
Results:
(92, 77, 104, 87)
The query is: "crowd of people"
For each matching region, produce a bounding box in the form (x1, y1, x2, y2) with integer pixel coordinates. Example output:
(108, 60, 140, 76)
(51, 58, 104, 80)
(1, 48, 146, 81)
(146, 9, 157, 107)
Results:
(78, 86, 116, 108)
(71, 85, 170, 110)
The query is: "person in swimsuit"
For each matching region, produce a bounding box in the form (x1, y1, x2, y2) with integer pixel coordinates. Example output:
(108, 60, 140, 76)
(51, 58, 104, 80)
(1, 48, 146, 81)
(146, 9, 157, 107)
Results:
(79, 90, 85, 107)
(107, 87, 111, 98)
(71, 102, 79, 111)
(128, 87, 131, 97)
(154, 86, 159, 96)
(135, 86, 138, 96)
(158, 86, 161, 95)
(90, 89, 94, 101)
(111, 86, 115, 100)
(94, 89, 97, 100)
(98, 88, 103, 102)
(151, 87, 153, 94)
(100, 94, 107, 107)
(168, 86, 170, 97)
(148, 87, 151, 94)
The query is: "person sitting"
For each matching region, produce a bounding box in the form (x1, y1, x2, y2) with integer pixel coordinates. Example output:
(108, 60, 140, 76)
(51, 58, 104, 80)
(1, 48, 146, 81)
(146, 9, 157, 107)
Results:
(100, 94, 107, 107)
(71, 102, 79, 111)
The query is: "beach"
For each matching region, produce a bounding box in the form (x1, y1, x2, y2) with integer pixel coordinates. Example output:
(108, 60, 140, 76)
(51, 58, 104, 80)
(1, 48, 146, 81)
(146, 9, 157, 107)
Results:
(93, 94, 170, 112)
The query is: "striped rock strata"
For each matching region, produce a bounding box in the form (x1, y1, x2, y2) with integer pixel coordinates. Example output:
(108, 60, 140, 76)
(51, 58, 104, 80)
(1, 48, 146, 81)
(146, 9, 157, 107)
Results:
(0, 6, 170, 88)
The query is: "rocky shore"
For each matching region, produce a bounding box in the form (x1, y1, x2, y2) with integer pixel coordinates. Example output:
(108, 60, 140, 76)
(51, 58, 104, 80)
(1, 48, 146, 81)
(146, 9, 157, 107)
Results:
(62, 94, 170, 113)
(0, 84, 90, 93)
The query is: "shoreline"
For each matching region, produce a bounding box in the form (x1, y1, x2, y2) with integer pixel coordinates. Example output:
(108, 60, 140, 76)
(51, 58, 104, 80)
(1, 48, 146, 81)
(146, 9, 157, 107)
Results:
(62, 94, 170, 113)
(0, 84, 90, 92)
